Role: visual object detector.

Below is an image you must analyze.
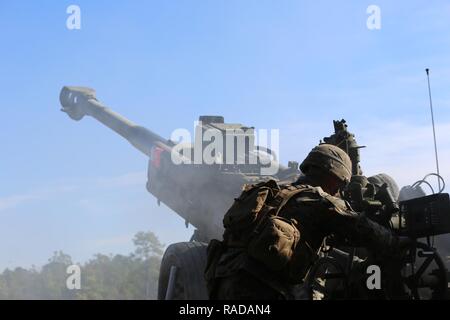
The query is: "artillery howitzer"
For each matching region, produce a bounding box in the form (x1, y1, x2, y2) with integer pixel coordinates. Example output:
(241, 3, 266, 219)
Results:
(59, 86, 301, 299)
(60, 86, 449, 300)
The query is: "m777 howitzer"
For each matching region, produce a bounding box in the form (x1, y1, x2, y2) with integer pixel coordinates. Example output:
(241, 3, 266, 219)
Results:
(59, 86, 301, 299)
(60, 86, 435, 300)
(59, 86, 300, 242)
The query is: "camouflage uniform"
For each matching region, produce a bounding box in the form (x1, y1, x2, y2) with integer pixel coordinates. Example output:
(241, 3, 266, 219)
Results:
(206, 144, 400, 300)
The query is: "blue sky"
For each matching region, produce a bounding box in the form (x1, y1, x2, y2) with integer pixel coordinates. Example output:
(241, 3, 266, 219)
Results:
(1, 0, 450, 270)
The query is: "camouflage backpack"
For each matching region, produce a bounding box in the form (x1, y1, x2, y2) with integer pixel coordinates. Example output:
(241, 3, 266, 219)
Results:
(222, 179, 312, 272)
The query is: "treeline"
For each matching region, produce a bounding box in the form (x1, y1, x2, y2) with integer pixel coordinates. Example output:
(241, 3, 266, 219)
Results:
(0, 231, 163, 300)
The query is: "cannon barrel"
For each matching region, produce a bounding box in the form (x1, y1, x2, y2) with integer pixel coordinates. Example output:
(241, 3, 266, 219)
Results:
(60, 86, 169, 157)
(59, 86, 299, 240)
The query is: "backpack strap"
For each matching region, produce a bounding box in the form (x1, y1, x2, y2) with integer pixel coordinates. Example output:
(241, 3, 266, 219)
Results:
(274, 185, 311, 216)
(253, 185, 309, 235)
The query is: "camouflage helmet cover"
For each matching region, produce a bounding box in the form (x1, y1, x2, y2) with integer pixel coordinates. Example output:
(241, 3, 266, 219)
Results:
(300, 144, 352, 183)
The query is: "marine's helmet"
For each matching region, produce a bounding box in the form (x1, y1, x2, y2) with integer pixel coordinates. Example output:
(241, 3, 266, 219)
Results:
(300, 144, 352, 184)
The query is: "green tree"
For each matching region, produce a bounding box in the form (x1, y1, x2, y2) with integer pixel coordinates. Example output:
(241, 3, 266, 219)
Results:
(132, 231, 164, 260)
(0, 231, 164, 300)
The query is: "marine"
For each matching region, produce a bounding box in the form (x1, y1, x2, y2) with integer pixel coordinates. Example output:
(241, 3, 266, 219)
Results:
(205, 143, 406, 300)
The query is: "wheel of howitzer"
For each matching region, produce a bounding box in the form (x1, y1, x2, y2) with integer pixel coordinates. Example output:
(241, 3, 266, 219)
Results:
(158, 241, 209, 300)
(400, 242, 448, 300)
(302, 249, 353, 300)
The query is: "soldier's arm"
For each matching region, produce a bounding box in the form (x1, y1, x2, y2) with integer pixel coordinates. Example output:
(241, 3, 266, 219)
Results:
(320, 195, 400, 256)
(293, 190, 399, 256)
